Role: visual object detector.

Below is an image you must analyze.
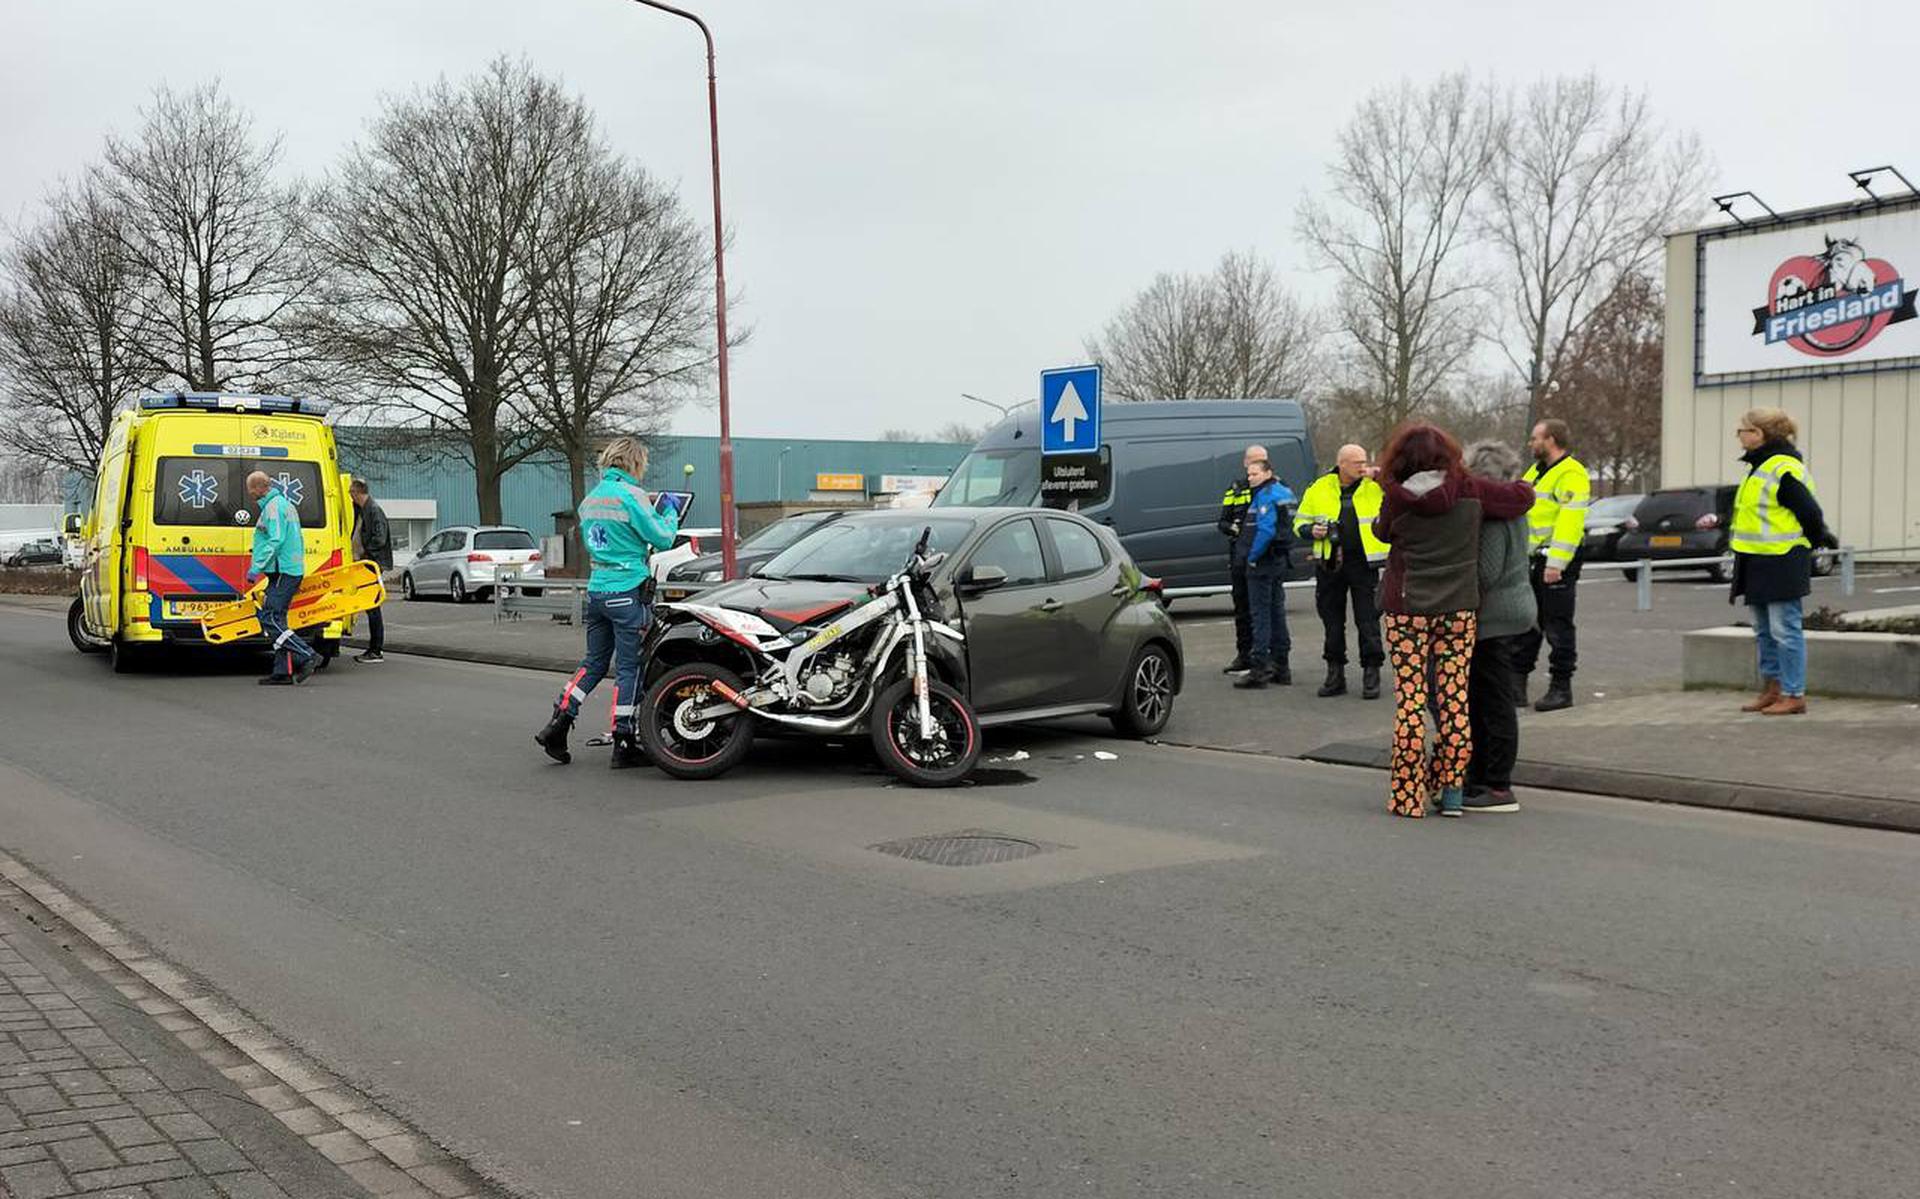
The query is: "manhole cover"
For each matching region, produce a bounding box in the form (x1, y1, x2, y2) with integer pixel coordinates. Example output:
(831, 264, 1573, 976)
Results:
(870, 829, 1052, 867)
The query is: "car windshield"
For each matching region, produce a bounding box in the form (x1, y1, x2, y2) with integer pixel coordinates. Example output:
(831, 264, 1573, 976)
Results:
(473, 530, 536, 550)
(740, 513, 834, 553)
(931, 449, 1040, 508)
(758, 518, 974, 582)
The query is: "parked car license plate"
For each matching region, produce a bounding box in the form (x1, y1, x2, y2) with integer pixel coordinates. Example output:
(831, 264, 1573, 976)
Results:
(1650, 535, 1683, 548)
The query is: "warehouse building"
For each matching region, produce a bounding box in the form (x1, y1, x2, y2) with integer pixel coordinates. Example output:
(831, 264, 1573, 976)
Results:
(340, 432, 969, 566)
(1662, 187, 1920, 555)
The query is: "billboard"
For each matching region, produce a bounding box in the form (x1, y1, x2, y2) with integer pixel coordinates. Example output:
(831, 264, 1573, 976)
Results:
(1697, 202, 1920, 379)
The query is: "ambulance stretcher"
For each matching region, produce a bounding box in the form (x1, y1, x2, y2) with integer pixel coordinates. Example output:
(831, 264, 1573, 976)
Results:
(197, 560, 388, 645)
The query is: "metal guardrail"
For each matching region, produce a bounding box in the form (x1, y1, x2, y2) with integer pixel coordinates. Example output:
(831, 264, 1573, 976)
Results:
(494, 571, 589, 624)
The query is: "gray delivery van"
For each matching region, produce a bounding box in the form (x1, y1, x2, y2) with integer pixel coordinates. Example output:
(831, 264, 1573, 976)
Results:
(931, 399, 1314, 595)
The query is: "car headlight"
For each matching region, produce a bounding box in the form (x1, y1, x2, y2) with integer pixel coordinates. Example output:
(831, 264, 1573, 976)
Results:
(700, 569, 723, 582)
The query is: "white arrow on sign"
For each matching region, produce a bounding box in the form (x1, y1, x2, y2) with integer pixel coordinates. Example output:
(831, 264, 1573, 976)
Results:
(1051, 378, 1090, 442)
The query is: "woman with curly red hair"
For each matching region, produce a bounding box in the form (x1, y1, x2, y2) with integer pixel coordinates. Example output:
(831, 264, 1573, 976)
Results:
(1371, 423, 1533, 817)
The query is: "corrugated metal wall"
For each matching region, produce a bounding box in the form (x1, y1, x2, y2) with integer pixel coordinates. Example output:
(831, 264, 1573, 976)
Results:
(337, 431, 971, 534)
(1662, 233, 1920, 553)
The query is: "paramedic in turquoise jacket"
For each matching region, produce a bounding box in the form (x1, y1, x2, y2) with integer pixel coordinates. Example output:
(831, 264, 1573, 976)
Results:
(534, 437, 682, 768)
(244, 470, 319, 686)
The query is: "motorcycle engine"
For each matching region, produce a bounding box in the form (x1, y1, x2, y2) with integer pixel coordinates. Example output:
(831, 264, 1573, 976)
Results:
(802, 652, 857, 704)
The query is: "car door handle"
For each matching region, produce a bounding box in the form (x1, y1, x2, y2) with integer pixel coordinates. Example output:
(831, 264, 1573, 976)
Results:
(1035, 598, 1063, 613)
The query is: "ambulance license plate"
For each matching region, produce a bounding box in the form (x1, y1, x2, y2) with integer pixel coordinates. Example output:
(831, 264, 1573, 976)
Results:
(1650, 535, 1683, 548)
(165, 599, 228, 619)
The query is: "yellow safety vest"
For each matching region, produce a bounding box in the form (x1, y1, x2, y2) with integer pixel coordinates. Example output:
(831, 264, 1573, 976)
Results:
(1293, 471, 1388, 564)
(1730, 453, 1812, 556)
(1522, 454, 1592, 569)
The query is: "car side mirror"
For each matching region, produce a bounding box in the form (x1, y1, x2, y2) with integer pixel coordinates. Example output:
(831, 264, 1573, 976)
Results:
(958, 564, 1008, 594)
(63, 514, 82, 536)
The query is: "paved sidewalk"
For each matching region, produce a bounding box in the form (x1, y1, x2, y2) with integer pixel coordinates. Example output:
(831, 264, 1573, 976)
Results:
(0, 859, 504, 1199)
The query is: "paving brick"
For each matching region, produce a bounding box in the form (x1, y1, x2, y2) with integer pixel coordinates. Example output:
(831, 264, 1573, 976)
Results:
(49, 1134, 120, 1172)
(239, 1086, 297, 1114)
(335, 1111, 405, 1141)
(47, 1012, 96, 1031)
(0, 1123, 95, 1150)
(74, 1094, 128, 1111)
(125, 1096, 188, 1120)
(50, 1071, 111, 1097)
(115, 1143, 180, 1167)
(306, 1130, 375, 1165)
(8, 1085, 68, 1113)
(78, 1049, 139, 1071)
(148, 1178, 221, 1199)
(68, 1159, 198, 1191)
(92, 1118, 165, 1150)
(58, 1031, 111, 1050)
(99, 1072, 159, 1095)
(208, 1171, 293, 1199)
(302, 1089, 367, 1117)
(339, 1157, 417, 1195)
(367, 1134, 446, 1170)
(30, 1106, 139, 1130)
(212, 1067, 271, 1091)
(0, 1157, 75, 1199)
(408, 1162, 485, 1198)
(0, 1143, 51, 1166)
(150, 1016, 195, 1035)
(174, 1140, 249, 1176)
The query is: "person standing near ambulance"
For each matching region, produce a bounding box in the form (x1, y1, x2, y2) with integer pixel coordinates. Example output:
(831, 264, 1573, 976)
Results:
(534, 437, 680, 769)
(1515, 419, 1591, 712)
(1293, 443, 1387, 700)
(245, 470, 320, 686)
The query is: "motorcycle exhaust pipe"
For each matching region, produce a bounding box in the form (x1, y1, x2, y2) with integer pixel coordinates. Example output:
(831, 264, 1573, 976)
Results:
(741, 690, 876, 734)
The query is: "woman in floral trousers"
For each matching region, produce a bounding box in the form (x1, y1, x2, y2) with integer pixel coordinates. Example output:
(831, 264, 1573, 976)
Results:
(1371, 424, 1534, 817)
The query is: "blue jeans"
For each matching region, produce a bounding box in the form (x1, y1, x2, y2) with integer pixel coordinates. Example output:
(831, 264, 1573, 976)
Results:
(1247, 558, 1291, 671)
(260, 573, 317, 676)
(1749, 599, 1806, 698)
(556, 587, 651, 732)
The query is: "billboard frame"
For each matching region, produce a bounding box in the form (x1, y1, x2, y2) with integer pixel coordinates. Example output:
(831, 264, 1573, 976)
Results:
(1692, 193, 1920, 389)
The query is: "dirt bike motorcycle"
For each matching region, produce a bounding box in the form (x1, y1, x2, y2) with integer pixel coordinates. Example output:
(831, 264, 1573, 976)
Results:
(636, 527, 982, 787)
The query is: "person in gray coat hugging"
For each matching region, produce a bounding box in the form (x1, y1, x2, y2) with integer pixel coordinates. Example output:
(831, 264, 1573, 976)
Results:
(1463, 441, 1537, 812)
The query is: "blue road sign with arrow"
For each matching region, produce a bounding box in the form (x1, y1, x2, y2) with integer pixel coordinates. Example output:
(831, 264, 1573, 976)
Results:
(1040, 365, 1101, 456)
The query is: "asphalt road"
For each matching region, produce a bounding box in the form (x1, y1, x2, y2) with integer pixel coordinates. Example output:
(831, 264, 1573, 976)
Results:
(1, 600, 1917, 1198)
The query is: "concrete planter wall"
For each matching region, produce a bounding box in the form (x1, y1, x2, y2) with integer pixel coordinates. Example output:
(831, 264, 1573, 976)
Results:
(1682, 626, 1920, 699)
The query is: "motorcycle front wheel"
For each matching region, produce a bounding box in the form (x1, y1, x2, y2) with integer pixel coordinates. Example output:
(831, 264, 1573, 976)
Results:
(639, 662, 757, 780)
(870, 677, 981, 788)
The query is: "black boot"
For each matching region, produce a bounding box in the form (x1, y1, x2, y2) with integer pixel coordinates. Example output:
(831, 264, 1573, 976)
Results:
(1222, 655, 1251, 676)
(534, 710, 574, 764)
(1316, 663, 1347, 698)
(1272, 660, 1292, 686)
(1534, 679, 1573, 712)
(1232, 666, 1270, 690)
(1361, 665, 1381, 700)
(609, 728, 649, 770)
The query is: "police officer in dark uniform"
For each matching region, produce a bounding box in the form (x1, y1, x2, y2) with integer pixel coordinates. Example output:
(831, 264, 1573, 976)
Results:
(1217, 443, 1266, 675)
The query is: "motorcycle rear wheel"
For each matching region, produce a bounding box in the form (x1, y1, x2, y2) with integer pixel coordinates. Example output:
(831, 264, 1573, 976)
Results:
(870, 677, 980, 788)
(639, 662, 757, 780)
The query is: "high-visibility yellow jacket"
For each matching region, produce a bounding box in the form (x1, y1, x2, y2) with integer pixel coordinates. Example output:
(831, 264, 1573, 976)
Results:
(1730, 452, 1813, 555)
(1522, 454, 1591, 569)
(1292, 471, 1388, 565)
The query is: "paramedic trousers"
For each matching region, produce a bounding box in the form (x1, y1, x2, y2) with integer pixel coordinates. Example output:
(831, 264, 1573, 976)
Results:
(260, 572, 318, 677)
(555, 587, 652, 733)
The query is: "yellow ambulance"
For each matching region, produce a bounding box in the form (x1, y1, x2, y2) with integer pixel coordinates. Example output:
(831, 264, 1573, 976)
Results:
(68, 393, 358, 672)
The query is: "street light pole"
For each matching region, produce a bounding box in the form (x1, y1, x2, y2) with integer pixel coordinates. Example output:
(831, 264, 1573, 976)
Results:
(628, 0, 737, 578)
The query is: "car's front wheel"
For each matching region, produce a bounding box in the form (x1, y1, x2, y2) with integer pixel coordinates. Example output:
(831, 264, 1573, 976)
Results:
(1110, 643, 1176, 738)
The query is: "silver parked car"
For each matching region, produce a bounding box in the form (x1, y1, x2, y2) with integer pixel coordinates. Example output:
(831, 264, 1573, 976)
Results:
(401, 525, 545, 602)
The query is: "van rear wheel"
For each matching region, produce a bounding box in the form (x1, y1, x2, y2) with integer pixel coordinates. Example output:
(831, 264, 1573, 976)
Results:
(68, 598, 106, 655)
(109, 638, 145, 674)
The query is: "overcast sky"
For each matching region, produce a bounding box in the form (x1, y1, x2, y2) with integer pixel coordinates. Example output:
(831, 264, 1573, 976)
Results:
(4, 0, 1916, 441)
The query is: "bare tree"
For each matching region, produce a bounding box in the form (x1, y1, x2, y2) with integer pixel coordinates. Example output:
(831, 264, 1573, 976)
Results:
(0, 455, 61, 504)
(306, 59, 592, 525)
(0, 180, 155, 474)
(1296, 74, 1498, 432)
(526, 151, 716, 529)
(1547, 271, 1663, 493)
(1086, 251, 1319, 402)
(101, 83, 313, 392)
(1482, 73, 1706, 424)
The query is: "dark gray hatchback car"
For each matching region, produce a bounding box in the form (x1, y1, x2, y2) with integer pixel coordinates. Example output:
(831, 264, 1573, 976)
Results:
(645, 507, 1183, 737)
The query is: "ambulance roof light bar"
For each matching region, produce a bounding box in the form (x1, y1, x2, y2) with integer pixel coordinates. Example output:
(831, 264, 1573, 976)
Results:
(139, 393, 331, 416)
(1847, 165, 1917, 205)
(1710, 191, 1778, 228)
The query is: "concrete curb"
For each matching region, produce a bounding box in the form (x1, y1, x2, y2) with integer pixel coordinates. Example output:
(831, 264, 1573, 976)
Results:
(341, 635, 573, 675)
(1299, 740, 1920, 835)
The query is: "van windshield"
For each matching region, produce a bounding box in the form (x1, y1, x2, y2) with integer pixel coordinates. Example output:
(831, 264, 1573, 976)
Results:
(931, 449, 1040, 508)
(153, 458, 327, 528)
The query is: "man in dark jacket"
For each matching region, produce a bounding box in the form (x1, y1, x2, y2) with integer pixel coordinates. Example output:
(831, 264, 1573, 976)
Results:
(1217, 444, 1266, 675)
(1232, 458, 1296, 689)
(350, 480, 393, 663)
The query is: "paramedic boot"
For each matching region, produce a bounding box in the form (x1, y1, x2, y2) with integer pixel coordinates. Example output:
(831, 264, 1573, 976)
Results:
(609, 727, 648, 770)
(534, 710, 574, 765)
(1534, 678, 1573, 713)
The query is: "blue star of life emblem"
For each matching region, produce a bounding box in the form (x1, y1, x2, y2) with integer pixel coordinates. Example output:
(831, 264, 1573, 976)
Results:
(586, 524, 611, 550)
(177, 469, 220, 510)
(271, 472, 305, 505)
